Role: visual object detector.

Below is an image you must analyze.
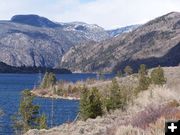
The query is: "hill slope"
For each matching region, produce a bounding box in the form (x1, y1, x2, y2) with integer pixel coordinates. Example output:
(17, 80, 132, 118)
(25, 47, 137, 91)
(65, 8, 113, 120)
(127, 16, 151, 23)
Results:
(61, 12, 180, 72)
(25, 66, 180, 135)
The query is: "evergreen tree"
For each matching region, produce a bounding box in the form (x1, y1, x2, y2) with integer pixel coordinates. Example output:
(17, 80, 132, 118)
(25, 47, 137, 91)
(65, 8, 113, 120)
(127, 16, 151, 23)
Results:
(137, 64, 151, 91)
(105, 79, 127, 111)
(88, 88, 103, 118)
(138, 64, 148, 76)
(48, 72, 57, 86)
(124, 65, 133, 75)
(13, 90, 47, 133)
(19, 90, 40, 131)
(40, 72, 57, 88)
(40, 72, 49, 88)
(80, 87, 103, 120)
(116, 70, 123, 78)
(39, 114, 47, 129)
(151, 66, 166, 85)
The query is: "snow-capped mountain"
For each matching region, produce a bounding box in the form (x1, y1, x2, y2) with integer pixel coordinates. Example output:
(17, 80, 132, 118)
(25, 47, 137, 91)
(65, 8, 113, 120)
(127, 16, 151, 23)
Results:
(107, 24, 140, 37)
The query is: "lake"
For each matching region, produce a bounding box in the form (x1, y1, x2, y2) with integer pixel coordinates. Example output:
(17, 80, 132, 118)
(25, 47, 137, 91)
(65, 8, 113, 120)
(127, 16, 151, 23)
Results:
(0, 73, 114, 134)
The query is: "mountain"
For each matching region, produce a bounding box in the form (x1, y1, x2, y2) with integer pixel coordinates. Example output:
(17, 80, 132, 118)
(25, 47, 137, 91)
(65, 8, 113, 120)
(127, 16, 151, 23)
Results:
(107, 24, 140, 37)
(0, 15, 111, 68)
(11, 15, 61, 28)
(60, 22, 110, 42)
(60, 12, 180, 72)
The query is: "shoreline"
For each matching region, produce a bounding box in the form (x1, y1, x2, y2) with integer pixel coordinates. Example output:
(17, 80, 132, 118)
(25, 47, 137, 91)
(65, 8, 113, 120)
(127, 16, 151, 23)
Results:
(31, 90, 80, 101)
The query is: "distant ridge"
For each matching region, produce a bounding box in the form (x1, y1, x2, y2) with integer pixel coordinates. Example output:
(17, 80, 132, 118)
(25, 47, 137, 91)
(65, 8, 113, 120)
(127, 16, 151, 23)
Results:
(61, 12, 180, 72)
(107, 24, 140, 37)
(11, 14, 61, 28)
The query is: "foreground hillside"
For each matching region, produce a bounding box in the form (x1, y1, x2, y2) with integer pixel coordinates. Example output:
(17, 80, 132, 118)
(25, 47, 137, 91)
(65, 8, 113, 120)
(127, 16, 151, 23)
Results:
(61, 12, 180, 72)
(25, 66, 180, 135)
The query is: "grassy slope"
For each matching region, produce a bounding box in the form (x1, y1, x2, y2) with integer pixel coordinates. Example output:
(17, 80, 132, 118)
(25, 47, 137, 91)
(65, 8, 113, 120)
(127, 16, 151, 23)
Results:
(25, 66, 180, 135)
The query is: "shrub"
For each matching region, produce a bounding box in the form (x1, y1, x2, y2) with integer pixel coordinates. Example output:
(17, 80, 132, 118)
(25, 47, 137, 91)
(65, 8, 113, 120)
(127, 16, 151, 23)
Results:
(124, 65, 133, 76)
(131, 104, 179, 129)
(151, 66, 166, 85)
(56, 89, 64, 96)
(116, 70, 123, 78)
(80, 87, 103, 120)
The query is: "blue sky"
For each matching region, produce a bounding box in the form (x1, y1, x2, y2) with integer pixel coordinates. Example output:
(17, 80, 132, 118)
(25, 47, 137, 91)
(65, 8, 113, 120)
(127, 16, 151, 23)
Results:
(0, 0, 180, 29)
(80, 0, 95, 3)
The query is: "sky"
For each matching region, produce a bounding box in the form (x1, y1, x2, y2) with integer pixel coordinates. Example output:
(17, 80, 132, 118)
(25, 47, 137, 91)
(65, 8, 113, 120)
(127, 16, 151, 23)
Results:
(0, 0, 180, 29)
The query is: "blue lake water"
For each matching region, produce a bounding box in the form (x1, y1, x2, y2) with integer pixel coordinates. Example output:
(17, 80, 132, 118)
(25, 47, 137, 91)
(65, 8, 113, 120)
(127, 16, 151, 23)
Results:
(0, 73, 114, 134)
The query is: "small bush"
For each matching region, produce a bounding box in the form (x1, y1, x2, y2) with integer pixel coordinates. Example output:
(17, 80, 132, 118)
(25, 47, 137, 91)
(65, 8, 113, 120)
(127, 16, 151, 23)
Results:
(116, 70, 123, 78)
(124, 66, 133, 76)
(167, 100, 180, 108)
(56, 89, 64, 96)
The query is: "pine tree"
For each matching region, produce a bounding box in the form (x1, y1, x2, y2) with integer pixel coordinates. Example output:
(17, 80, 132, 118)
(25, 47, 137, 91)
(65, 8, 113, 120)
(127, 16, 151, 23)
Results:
(40, 72, 57, 88)
(39, 114, 47, 129)
(13, 90, 47, 133)
(80, 87, 103, 120)
(19, 90, 40, 131)
(40, 72, 49, 88)
(80, 86, 90, 120)
(151, 66, 166, 85)
(105, 79, 127, 111)
(137, 64, 151, 91)
(88, 87, 103, 118)
(48, 72, 57, 86)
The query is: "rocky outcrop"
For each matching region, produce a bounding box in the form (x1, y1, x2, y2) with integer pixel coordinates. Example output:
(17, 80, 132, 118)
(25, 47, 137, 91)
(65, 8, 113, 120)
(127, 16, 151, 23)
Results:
(61, 12, 180, 72)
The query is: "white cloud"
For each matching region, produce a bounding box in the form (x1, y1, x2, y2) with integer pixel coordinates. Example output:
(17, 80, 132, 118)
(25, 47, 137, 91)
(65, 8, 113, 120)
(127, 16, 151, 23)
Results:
(0, 0, 180, 29)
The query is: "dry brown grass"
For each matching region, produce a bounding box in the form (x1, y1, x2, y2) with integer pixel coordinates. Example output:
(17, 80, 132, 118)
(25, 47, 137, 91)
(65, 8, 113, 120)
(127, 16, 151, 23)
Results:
(27, 66, 180, 135)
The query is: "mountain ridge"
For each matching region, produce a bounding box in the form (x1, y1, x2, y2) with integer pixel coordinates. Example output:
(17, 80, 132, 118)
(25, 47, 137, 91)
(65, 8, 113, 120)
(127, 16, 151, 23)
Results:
(11, 14, 61, 28)
(60, 12, 180, 72)
(0, 14, 138, 69)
